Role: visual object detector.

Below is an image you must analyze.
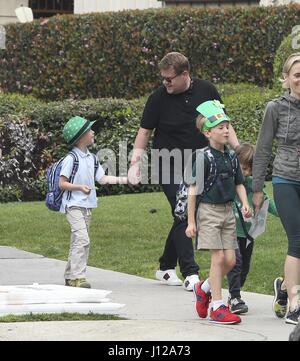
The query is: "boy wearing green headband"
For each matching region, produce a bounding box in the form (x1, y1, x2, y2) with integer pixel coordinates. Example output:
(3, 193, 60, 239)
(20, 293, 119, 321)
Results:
(59, 116, 128, 288)
(185, 100, 250, 324)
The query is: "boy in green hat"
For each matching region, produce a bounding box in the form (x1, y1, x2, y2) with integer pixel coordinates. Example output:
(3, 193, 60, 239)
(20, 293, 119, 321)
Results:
(185, 100, 250, 324)
(59, 116, 128, 288)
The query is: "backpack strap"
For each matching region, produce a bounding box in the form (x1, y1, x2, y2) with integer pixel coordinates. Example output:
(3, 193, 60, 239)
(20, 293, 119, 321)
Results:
(66, 151, 79, 201)
(92, 153, 99, 178)
(196, 147, 217, 207)
(228, 150, 239, 177)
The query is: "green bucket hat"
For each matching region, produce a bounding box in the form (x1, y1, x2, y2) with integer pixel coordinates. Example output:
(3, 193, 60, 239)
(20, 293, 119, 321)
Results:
(63, 116, 97, 145)
(196, 100, 230, 132)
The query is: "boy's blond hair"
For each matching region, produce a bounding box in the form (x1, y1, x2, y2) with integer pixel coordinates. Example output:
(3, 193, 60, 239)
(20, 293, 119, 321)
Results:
(195, 114, 206, 133)
(235, 143, 255, 168)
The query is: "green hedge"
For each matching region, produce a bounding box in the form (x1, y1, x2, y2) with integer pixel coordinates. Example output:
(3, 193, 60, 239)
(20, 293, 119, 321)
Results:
(272, 34, 297, 91)
(0, 84, 280, 202)
(1, 6, 300, 101)
(0, 96, 154, 202)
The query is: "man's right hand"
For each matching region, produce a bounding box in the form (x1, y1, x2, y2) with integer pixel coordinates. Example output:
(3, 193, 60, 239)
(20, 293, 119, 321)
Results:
(128, 163, 141, 185)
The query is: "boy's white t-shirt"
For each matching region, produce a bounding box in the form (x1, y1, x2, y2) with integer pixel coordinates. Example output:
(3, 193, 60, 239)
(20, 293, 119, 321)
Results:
(59, 147, 105, 213)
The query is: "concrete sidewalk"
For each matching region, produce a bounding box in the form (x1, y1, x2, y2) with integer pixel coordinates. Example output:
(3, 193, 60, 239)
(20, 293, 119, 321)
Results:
(0, 246, 294, 341)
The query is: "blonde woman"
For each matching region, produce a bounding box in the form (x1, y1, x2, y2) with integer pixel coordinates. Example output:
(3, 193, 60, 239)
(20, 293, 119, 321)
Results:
(253, 53, 300, 325)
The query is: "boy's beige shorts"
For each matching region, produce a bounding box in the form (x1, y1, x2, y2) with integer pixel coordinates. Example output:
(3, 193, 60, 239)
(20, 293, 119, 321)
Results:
(196, 202, 238, 250)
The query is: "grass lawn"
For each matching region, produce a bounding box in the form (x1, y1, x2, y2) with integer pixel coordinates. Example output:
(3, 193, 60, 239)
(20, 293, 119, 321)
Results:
(0, 183, 287, 295)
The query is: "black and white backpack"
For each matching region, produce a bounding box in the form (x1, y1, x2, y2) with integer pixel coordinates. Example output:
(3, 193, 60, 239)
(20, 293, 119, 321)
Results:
(174, 147, 239, 221)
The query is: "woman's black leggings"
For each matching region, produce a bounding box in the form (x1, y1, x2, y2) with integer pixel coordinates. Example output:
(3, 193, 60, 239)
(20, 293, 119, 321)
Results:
(273, 183, 300, 259)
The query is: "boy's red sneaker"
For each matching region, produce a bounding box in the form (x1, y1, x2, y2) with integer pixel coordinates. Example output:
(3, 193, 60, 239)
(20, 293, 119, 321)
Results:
(209, 305, 241, 324)
(193, 282, 211, 318)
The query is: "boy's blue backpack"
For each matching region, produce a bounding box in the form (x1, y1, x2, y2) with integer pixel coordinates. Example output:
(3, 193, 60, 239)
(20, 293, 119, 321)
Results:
(174, 147, 239, 221)
(45, 151, 79, 212)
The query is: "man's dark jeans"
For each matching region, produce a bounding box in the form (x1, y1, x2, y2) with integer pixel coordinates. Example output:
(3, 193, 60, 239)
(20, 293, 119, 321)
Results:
(159, 180, 200, 278)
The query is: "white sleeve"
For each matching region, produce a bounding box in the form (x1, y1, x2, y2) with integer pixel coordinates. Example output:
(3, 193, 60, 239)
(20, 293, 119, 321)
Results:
(95, 163, 105, 182)
(59, 155, 74, 179)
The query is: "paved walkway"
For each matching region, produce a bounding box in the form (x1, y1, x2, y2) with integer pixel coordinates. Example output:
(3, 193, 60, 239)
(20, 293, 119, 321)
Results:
(0, 246, 294, 341)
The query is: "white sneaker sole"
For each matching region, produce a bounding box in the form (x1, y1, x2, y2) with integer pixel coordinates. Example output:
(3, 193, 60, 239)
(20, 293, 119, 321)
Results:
(209, 319, 241, 325)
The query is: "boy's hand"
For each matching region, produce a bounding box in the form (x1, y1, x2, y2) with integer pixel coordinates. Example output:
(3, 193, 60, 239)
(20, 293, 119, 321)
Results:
(80, 185, 92, 194)
(185, 223, 197, 238)
(128, 163, 141, 185)
(242, 204, 252, 218)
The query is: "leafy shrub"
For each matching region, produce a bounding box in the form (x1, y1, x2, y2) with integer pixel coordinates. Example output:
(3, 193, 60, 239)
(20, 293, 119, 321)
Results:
(0, 184, 22, 203)
(1, 6, 300, 101)
(0, 84, 286, 201)
(272, 34, 297, 91)
(217, 83, 263, 98)
(0, 92, 41, 116)
(224, 87, 281, 179)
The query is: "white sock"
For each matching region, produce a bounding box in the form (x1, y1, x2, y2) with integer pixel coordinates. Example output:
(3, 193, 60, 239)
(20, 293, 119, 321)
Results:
(212, 300, 225, 311)
(201, 279, 211, 294)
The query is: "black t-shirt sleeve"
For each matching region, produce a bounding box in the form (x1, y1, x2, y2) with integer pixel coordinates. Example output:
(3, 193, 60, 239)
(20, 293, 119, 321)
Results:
(140, 92, 160, 130)
(208, 82, 227, 114)
(209, 82, 222, 102)
(235, 160, 245, 185)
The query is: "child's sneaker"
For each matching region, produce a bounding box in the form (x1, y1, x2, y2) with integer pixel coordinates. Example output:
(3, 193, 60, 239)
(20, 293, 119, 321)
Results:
(183, 274, 200, 292)
(193, 281, 211, 318)
(273, 277, 288, 318)
(65, 278, 91, 288)
(285, 306, 300, 325)
(209, 305, 241, 324)
(228, 297, 248, 314)
(155, 269, 183, 286)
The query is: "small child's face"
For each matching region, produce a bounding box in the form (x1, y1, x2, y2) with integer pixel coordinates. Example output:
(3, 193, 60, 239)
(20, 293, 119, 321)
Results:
(240, 162, 252, 177)
(204, 121, 229, 146)
(78, 129, 95, 147)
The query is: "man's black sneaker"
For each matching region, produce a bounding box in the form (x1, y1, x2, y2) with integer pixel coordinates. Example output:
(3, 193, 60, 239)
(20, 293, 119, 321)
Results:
(285, 306, 300, 325)
(228, 297, 249, 314)
(272, 277, 288, 318)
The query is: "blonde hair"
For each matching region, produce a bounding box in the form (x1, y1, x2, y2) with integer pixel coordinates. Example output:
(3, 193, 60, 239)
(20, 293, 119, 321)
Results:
(281, 52, 300, 89)
(195, 114, 206, 133)
(235, 143, 255, 168)
(158, 52, 190, 74)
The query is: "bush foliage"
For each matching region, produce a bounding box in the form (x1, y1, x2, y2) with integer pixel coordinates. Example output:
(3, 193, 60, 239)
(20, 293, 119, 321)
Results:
(1, 6, 300, 101)
(272, 34, 299, 91)
(0, 84, 281, 202)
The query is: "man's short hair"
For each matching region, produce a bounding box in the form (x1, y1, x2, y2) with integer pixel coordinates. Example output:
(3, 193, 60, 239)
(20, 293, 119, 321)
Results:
(158, 52, 190, 74)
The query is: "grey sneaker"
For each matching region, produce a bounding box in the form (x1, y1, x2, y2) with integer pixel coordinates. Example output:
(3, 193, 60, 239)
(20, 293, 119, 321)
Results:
(272, 277, 288, 318)
(65, 278, 91, 288)
(228, 297, 249, 314)
(285, 306, 300, 325)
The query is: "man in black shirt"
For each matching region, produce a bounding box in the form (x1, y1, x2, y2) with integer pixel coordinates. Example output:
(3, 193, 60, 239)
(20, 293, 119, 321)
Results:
(129, 52, 239, 291)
